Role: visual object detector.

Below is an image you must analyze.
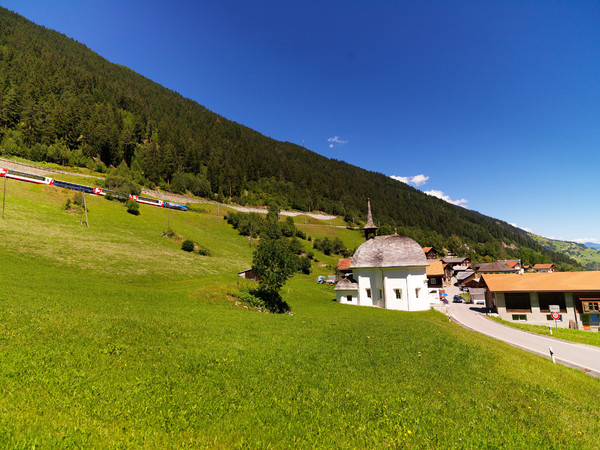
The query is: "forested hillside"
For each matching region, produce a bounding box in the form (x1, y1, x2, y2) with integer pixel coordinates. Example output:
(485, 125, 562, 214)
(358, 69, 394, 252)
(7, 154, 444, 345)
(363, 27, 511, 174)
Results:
(0, 7, 578, 268)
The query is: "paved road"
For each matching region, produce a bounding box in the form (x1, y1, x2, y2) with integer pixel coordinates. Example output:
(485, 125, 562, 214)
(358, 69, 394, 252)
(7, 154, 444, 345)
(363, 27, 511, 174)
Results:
(444, 284, 600, 377)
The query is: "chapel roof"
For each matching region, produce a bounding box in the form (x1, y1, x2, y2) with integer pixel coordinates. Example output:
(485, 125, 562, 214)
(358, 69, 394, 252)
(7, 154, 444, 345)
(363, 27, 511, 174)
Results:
(349, 234, 429, 269)
(334, 278, 359, 291)
(442, 257, 469, 264)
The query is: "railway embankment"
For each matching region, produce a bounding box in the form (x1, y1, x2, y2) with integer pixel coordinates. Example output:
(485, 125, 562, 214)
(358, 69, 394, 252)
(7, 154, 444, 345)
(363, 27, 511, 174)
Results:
(0, 157, 338, 220)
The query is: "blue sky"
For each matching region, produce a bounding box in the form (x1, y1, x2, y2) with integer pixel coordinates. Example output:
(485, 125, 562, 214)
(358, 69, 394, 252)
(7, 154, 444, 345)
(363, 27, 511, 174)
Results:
(2, 0, 600, 243)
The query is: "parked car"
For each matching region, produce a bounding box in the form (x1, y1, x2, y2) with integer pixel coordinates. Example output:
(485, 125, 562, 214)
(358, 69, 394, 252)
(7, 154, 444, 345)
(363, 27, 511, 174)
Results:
(452, 295, 463, 303)
(326, 275, 337, 286)
(317, 276, 326, 284)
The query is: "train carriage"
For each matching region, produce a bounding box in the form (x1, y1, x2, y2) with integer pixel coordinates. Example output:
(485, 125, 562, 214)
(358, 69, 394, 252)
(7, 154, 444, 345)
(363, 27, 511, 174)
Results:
(164, 201, 187, 211)
(52, 179, 95, 194)
(5, 169, 53, 185)
(0, 167, 188, 213)
(130, 195, 164, 207)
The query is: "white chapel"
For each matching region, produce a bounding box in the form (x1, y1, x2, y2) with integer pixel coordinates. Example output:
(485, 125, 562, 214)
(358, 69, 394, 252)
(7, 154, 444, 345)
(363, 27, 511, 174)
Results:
(334, 200, 430, 311)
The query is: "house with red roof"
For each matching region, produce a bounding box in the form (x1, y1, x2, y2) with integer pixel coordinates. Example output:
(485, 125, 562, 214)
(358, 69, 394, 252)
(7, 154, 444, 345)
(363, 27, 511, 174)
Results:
(533, 263, 556, 273)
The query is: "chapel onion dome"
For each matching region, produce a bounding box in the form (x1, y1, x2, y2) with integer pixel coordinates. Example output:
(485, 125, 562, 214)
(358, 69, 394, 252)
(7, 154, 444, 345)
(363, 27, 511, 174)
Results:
(349, 234, 429, 269)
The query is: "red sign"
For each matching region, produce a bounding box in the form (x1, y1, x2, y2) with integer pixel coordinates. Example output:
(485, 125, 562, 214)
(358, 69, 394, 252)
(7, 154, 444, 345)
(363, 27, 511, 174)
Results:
(551, 312, 560, 320)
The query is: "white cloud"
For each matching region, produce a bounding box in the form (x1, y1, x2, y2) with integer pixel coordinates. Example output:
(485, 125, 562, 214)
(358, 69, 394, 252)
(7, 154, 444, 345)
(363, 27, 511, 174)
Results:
(390, 174, 429, 187)
(572, 237, 600, 244)
(327, 136, 348, 148)
(424, 190, 468, 208)
(509, 223, 534, 233)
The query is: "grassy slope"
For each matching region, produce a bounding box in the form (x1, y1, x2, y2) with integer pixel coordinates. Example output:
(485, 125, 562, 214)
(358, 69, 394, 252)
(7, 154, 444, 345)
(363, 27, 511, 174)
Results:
(489, 317, 600, 347)
(1, 180, 600, 448)
(531, 234, 600, 269)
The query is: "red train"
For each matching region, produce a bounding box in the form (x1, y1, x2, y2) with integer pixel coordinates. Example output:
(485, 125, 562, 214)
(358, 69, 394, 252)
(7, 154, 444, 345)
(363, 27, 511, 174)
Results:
(0, 167, 187, 211)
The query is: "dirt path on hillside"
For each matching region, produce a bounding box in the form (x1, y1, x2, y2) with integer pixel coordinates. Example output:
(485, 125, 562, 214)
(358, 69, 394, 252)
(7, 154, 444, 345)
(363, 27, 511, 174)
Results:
(0, 157, 100, 178)
(140, 187, 337, 219)
(0, 157, 338, 220)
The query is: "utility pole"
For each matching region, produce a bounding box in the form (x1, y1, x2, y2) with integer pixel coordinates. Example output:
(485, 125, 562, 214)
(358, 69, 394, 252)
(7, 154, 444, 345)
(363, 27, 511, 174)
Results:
(79, 194, 89, 227)
(83, 194, 89, 228)
(2, 176, 6, 220)
(80, 195, 84, 225)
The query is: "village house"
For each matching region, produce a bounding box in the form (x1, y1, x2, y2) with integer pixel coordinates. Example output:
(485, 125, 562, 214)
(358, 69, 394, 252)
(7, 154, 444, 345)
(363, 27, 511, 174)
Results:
(443, 263, 454, 282)
(481, 271, 600, 330)
(533, 263, 556, 273)
(474, 261, 521, 275)
(238, 268, 258, 281)
(452, 264, 471, 277)
(462, 275, 482, 289)
(456, 269, 477, 287)
(469, 287, 486, 305)
(498, 259, 523, 270)
(442, 256, 471, 269)
(422, 246, 438, 260)
(336, 258, 352, 276)
(426, 260, 445, 303)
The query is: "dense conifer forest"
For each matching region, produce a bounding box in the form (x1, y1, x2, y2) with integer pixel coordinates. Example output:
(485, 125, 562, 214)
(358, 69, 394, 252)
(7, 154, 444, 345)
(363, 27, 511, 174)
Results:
(0, 7, 579, 268)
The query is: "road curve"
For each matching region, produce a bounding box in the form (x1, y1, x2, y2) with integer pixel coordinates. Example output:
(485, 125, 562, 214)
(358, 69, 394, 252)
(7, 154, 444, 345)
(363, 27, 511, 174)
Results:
(444, 285, 600, 377)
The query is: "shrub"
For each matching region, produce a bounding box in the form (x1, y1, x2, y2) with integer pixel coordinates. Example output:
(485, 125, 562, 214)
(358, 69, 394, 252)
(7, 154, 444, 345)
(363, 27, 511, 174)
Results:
(251, 288, 290, 313)
(280, 217, 296, 237)
(298, 256, 311, 274)
(196, 245, 212, 256)
(181, 240, 195, 252)
(104, 175, 142, 199)
(235, 289, 266, 309)
(73, 191, 85, 206)
(288, 237, 303, 255)
(125, 199, 140, 215)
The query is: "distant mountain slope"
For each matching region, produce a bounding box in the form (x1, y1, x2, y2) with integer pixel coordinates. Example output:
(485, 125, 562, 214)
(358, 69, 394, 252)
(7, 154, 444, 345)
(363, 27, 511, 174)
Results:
(529, 235, 600, 270)
(583, 242, 600, 250)
(0, 7, 580, 268)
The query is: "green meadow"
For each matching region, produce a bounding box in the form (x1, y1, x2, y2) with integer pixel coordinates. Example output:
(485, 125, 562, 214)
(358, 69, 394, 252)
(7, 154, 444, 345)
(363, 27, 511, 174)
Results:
(490, 317, 600, 348)
(1, 178, 600, 448)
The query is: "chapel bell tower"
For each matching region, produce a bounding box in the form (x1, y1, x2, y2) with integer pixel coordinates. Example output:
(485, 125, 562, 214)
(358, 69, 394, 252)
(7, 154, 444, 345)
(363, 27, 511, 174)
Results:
(363, 198, 378, 241)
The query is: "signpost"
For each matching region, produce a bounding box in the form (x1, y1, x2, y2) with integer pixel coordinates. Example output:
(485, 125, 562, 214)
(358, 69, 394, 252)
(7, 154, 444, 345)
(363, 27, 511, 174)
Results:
(549, 305, 560, 334)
